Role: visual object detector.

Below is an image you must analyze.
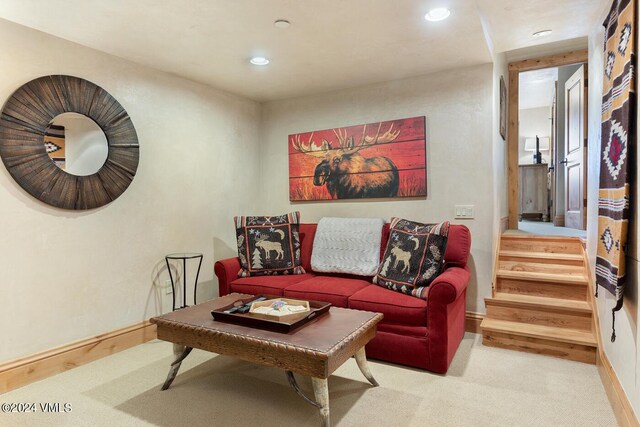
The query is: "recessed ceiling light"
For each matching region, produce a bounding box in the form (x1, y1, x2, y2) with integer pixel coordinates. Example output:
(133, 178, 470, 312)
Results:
(425, 8, 451, 22)
(533, 30, 552, 38)
(274, 19, 291, 29)
(250, 57, 270, 66)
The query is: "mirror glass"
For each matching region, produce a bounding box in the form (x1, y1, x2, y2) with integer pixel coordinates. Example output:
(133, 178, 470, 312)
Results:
(44, 112, 108, 176)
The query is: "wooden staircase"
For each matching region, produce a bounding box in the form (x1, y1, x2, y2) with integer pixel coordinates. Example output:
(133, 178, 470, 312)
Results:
(480, 234, 598, 364)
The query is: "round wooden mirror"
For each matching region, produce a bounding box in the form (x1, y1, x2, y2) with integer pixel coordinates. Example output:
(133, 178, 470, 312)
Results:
(0, 75, 139, 210)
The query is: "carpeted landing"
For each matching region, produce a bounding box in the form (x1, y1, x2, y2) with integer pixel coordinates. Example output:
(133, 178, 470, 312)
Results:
(0, 333, 616, 426)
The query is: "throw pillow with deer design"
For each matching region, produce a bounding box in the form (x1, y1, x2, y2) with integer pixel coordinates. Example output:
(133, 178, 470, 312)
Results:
(235, 212, 305, 277)
(374, 218, 450, 299)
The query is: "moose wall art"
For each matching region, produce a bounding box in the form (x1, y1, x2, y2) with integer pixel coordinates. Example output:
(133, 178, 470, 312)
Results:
(288, 116, 426, 201)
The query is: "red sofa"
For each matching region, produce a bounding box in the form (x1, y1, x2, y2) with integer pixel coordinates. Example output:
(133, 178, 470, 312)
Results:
(214, 223, 471, 373)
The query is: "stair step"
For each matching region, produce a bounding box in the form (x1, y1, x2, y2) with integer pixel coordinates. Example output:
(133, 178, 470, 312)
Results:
(499, 250, 584, 266)
(496, 277, 588, 300)
(496, 270, 588, 285)
(498, 260, 586, 277)
(489, 293, 592, 312)
(481, 318, 597, 364)
(485, 294, 593, 331)
(501, 234, 583, 241)
(500, 235, 583, 255)
(487, 234, 597, 364)
(480, 318, 596, 346)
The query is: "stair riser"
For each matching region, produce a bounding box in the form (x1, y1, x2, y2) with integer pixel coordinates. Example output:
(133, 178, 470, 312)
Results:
(485, 304, 593, 331)
(498, 260, 585, 276)
(499, 254, 584, 266)
(496, 278, 587, 301)
(482, 331, 596, 364)
(500, 240, 582, 254)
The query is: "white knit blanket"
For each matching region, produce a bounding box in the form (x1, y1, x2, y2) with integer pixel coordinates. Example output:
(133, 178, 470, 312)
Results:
(311, 217, 384, 276)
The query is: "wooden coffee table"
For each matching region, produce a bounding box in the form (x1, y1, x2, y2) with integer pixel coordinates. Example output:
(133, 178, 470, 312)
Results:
(150, 293, 383, 427)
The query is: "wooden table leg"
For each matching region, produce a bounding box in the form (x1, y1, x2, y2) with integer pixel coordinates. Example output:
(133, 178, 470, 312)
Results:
(354, 347, 379, 387)
(161, 344, 193, 390)
(311, 377, 330, 427)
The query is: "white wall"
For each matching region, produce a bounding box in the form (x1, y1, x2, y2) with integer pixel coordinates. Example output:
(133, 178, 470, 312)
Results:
(518, 107, 552, 165)
(0, 19, 262, 362)
(260, 64, 495, 314)
(492, 51, 509, 278)
(586, 11, 640, 417)
(493, 53, 509, 224)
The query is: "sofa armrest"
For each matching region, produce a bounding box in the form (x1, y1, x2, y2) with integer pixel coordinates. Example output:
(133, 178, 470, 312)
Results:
(214, 257, 241, 296)
(425, 265, 470, 373)
(426, 266, 470, 306)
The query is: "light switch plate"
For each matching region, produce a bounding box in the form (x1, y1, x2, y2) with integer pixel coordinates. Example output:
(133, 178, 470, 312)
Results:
(455, 205, 475, 219)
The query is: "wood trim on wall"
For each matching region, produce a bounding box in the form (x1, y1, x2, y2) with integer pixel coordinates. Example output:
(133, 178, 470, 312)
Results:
(583, 249, 639, 427)
(598, 351, 640, 427)
(508, 68, 520, 229)
(554, 215, 565, 227)
(465, 312, 485, 334)
(0, 321, 157, 394)
(507, 49, 589, 229)
(491, 228, 503, 298)
(508, 49, 589, 72)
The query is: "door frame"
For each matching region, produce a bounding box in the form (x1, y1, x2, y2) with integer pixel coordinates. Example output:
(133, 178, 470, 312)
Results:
(507, 49, 589, 229)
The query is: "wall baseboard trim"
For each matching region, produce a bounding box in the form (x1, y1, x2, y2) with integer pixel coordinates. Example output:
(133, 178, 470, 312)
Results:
(465, 311, 484, 334)
(597, 350, 639, 427)
(583, 249, 639, 427)
(0, 320, 157, 394)
(554, 215, 565, 227)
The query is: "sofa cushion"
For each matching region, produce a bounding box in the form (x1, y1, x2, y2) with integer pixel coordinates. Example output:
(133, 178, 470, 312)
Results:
(348, 285, 428, 326)
(230, 273, 315, 296)
(374, 218, 449, 299)
(234, 212, 305, 277)
(284, 276, 370, 308)
(381, 223, 390, 261)
(299, 223, 317, 272)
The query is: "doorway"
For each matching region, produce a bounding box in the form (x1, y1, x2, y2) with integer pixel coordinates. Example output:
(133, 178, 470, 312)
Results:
(507, 50, 589, 238)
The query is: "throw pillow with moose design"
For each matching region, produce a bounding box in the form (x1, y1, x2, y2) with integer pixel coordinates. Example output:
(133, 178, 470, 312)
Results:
(373, 218, 450, 299)
(234, 212, 305, 277)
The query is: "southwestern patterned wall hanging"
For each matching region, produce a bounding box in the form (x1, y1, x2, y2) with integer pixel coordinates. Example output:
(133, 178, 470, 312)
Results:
(596, 0, 636, 342)
(44, 124, 66, 169)
(288, 116, 426, 201)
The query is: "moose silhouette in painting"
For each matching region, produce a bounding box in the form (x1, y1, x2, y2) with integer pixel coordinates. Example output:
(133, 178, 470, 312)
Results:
(291, 122, 401, 199)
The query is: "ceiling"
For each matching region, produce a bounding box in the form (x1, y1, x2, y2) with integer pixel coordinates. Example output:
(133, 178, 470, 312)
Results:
(476, 0, 605, 53)
(519, 68, 558, 110)
(0, 0, 606, 102)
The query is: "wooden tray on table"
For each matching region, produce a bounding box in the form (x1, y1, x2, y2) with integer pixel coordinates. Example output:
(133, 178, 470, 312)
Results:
(210, 294, 332, 333)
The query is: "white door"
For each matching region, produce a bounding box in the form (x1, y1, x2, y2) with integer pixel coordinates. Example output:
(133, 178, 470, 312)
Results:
(563, 65, 587, 230)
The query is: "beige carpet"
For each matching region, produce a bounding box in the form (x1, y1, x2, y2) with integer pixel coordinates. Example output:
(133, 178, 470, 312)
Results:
(0, 333, 615, 426)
